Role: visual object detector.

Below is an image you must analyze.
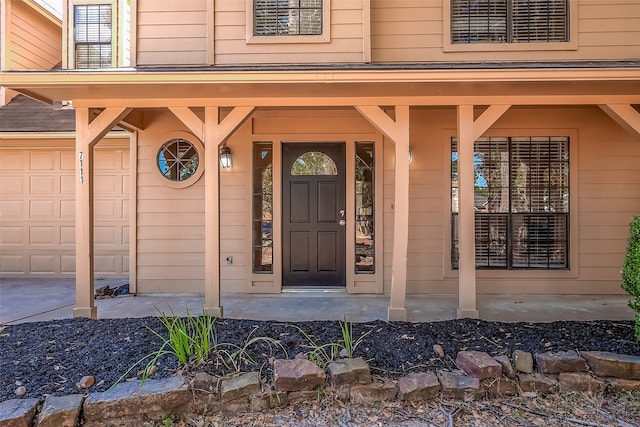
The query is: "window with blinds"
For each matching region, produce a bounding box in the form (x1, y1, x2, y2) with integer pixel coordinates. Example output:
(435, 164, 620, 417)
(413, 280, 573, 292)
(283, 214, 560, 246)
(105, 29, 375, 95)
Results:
(254, 0, 323, 36)
(74, 4, 112, 68)
(451, 0, 569, 44)
(451, 137, 569, 269)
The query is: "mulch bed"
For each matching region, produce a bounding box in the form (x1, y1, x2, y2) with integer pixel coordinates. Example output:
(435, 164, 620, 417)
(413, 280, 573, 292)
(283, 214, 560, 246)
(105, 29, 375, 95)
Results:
(1, 317, 639, 403)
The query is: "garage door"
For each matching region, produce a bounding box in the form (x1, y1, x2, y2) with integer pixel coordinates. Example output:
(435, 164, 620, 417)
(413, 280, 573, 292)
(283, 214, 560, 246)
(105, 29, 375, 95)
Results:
(0, 140, 129, 278)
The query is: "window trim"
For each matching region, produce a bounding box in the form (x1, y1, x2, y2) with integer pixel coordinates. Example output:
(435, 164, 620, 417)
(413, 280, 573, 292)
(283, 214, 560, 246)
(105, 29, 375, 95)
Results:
(65, 0, 117, 69)
(442, 0, 578, 52)
(245, 0, 331, 44)
(154, 131, 205, 189)
(442, 128, 578, 280)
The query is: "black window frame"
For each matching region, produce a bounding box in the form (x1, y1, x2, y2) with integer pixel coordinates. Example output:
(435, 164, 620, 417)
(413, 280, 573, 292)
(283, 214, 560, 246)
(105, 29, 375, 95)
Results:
(451, 136, 570, 270)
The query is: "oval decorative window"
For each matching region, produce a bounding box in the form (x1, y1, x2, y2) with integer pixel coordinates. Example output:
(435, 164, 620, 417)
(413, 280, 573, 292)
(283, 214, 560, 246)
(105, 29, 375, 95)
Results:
(157, 138, 201, 184)
(290, 151, 338, 176)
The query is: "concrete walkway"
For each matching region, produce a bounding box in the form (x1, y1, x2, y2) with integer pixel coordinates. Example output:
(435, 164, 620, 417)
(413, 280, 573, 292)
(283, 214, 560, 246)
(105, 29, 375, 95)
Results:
(0, 278, 634, 325)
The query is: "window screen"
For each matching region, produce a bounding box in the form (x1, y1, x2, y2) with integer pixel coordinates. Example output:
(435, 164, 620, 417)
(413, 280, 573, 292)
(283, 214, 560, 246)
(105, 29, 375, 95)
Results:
(254, 0, 323, 36)
(74, 4, 112, 68)
(451, 0, 569, 44)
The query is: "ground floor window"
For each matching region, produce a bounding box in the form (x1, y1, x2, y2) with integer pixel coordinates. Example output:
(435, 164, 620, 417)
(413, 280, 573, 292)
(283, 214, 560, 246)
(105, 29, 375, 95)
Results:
(451, 136, 569, 269)
(355, 142, 375, 273)
(252, 142, 273, 273)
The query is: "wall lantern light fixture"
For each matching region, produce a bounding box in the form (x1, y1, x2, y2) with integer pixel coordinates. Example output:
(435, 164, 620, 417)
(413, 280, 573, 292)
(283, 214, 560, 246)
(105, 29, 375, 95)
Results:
(220, 144, 232, 168)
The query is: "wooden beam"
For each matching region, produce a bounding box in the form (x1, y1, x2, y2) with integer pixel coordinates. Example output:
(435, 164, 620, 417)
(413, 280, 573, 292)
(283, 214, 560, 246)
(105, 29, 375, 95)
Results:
(599, 104, 640, 137)
(218, 106, 255, 145)
(119, 110, 146, 132)
(473, 105, 511, 140)
(73, 107, 96, 319)
(88, 107, 132, 146)
(354, 105, 404, 144)
(168, 106, 204, 141)
(357, 106, 410, 321)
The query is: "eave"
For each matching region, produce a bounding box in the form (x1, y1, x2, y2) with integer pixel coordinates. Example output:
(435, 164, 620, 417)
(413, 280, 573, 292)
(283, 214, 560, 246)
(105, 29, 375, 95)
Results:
(1, 66, 639, 107)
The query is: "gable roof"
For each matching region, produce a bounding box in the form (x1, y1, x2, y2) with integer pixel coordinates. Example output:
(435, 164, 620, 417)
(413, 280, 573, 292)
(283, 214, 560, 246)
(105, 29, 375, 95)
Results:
(0, 95, 75, 132)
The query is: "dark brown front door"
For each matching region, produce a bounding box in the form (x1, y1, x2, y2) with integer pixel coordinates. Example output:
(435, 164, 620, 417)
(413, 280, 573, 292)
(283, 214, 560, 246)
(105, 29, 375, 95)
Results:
(282, 143, 346, 287)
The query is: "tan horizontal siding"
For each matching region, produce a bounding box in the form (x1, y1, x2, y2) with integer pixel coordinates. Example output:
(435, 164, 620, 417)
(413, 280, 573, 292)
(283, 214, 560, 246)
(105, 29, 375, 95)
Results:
(371, 0, 640, 63)
(136, 0, 207, 66)
(6, 0, 61, 70)
(214, 1, 365, 65)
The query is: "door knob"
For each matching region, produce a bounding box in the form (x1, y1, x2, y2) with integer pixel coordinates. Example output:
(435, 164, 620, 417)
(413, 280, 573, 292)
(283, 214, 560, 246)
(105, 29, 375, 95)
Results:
(339, 219, 346, 226)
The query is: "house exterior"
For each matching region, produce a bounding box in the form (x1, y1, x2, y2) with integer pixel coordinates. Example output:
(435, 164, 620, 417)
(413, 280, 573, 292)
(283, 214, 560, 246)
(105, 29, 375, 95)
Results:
(1, 0, 639, 321)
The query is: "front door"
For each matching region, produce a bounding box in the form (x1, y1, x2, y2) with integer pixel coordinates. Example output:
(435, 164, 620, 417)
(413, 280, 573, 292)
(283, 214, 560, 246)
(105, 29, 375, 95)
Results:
(282, 143, 346, 287)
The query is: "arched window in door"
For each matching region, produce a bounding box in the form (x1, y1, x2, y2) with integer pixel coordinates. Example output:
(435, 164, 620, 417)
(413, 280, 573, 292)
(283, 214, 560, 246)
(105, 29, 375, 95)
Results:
(290, 151, 338, 176)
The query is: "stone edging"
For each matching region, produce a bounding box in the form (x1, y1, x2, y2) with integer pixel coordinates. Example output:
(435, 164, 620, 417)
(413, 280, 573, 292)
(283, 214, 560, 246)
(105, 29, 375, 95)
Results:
(1, 350, 639, 427)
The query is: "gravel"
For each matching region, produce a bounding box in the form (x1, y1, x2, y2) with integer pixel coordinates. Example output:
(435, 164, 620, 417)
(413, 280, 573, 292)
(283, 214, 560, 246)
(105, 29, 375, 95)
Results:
(1, 317, 638, 402)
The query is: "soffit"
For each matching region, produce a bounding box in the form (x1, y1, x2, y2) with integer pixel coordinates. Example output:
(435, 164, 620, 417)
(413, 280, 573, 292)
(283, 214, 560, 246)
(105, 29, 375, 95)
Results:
(2, 67, 640, 106)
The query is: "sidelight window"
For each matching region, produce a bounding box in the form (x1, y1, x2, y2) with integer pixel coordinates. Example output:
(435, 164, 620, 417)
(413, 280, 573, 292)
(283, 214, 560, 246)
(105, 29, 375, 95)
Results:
(451, 136, 569, 269)
(252, 143, 273, 273)
(355, 142, 375, 274)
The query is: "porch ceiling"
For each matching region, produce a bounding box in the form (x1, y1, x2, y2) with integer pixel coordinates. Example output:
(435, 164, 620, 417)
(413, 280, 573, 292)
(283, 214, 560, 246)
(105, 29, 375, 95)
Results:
(2, 67, 640, 107)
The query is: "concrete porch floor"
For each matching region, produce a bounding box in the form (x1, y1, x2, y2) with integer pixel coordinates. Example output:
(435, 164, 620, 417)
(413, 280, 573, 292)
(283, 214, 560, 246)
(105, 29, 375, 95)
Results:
(0, 278, 634, 325)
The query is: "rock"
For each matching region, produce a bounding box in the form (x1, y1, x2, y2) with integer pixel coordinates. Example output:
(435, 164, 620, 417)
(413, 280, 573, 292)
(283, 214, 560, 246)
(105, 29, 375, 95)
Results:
(273, 359, 326, 391)
(456, 351, 502, 379)
(287, 390, 319, 404)
(83, 376, 190, 427)
(607, 378, 640, 392)
(494, 355, 517, 379)
(513, 350, 534, 374)
(327, 357, 371, 387)
(250, 391, 288, 411)
(350, 381, 398, 404)
(220, 372, 260, 402)
(559, 372, 605, 393)
(398, 372, 440, 401)
(518, 373, 558, 395)
(191, 372, 218, 393)
(535, 350, 587, 374)
(37, 394, 84, 427)
(77, 375, 95, 389)
(433, 344, 445, 357)
(437, 370, 484, 401)
(487, 378, 518, 396)
(0, 398, 39, 427)
(580, 351, 640, 380)
(14, 387, 26, 397)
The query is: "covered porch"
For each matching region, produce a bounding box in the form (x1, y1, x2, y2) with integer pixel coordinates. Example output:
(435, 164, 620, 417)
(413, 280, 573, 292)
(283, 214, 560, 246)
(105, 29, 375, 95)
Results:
(2, 65, 640, 321)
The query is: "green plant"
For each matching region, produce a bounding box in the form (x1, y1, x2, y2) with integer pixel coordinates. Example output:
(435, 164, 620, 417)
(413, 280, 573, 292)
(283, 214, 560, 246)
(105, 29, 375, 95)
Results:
(293, 316, 373, 368)
(622, 215, 640, 340)
(339, 315, 372, 358)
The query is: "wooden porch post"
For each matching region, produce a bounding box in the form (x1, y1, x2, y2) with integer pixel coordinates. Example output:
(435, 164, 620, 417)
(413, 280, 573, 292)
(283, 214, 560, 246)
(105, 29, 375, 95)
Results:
(73, 108, 96, 318)
(203, 107, 223, 317)
(355, 105, 410, 321)
(73, 107, 132, 318)
(456, 105, 479, 319)
(456, 104, 510, 318)
(202, 106, 254, 317)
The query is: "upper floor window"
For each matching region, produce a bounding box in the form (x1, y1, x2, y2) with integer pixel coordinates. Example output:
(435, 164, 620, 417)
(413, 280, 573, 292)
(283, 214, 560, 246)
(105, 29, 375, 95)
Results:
(254, 0, 323, 36)
(74, 4, 113, 68)
(451, 0, 569, 44)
